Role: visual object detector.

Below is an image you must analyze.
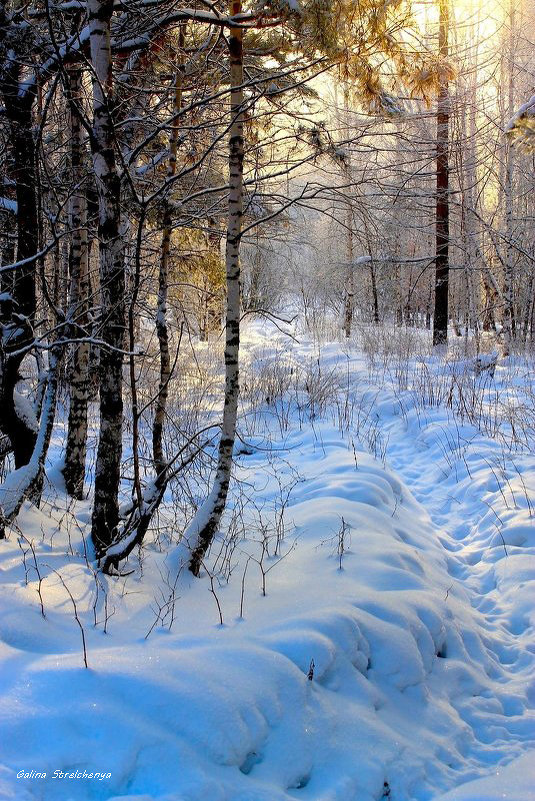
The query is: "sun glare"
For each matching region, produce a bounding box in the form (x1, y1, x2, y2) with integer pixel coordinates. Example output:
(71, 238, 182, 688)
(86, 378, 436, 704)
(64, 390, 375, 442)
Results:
(413, 0, 507, 44)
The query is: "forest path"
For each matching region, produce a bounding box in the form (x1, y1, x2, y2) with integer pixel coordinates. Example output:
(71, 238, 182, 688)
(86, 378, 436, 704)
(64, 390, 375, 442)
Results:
(352, 353, 535, 765)
(379, 401, 533, 637)
(245, 320, 535, 684)
(245, 322, 534, 653)
(258, 323, 535, 786)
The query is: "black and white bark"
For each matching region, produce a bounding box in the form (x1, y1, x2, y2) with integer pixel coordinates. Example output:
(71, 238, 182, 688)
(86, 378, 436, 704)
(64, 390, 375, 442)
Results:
(501, 0, 515, 357)
(457, 35, 480, 345)
(63, 64, 91, 499)
(343, 199, 354, 338)
(432, 0, 450, 348)
(340, 91, 354, 339)
(87, 0, 126, 559)
(153, 26, 184, 484)
(188, 1, 243, 576)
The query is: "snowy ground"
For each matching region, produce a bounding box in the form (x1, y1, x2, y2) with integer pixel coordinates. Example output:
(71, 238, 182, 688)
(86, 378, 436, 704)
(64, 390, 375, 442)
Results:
(0, 319, 534, 801)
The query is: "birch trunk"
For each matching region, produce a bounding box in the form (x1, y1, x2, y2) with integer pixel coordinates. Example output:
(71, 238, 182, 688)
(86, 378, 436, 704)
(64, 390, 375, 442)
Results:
(432, 0, 450, 348)
(458, 19, 480, 344)
(369, 262, 379, 324)
(341, 90, 354, 338)
(502, 0, 515, 356)
(188, 1, 243, 576)
(87, 0, 126, 559)
(481, 272, 497, 331)
(522, 274, 534, 344)
(343, 203, 354, 338)
(364, 223, 379, 324)
(153, 26, 184, 481)
(63, 65, 90, 499)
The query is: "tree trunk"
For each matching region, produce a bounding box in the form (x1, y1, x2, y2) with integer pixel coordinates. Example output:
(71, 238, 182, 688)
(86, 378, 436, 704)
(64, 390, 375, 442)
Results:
(188, 0, 243, 576)
(363, 223, 379, 324)
(63, 65, 91, 499)
(0, 44, 39, 468)
(0, 348, 62, 538)
(0, 225, 15, 297)
(502, 0, 515, 357)
(342, 90, 354, 338)
(88, 0, 126, 559)
(433, 0, 450, 348)
(343, 204, 354, 338)
(522, 273, 534, 344)
(457, 26, 480, 344)
(153, 25, 184, 482)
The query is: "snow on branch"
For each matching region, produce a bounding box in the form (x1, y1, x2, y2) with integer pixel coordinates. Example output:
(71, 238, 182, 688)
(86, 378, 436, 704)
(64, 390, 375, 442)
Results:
(0, 197, 17, 215)
(255, 0, 303, 16)
(0, 350, 60, 537)
(506, 94, 535, 153)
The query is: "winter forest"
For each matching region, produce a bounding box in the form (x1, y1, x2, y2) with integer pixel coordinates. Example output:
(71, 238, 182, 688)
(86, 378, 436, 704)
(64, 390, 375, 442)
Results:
(1, 0, 535, 798)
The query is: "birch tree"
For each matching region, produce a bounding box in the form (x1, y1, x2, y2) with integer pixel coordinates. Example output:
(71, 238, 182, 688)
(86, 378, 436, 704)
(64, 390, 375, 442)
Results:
(188, 0, 244, 577)
(501, 0, 516, 356)
(153, 26, 185, 485)
(63, 65, 91, 499)
(184, 0, 425, 574)
(87, 0, 126, 558)
(432, 0, 450, 347)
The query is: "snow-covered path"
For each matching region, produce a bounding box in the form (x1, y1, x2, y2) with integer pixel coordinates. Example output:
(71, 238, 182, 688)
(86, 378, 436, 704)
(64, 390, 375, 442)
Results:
(368, 378, 535, 798)
(0, 321, 534, 801)
(239, 322, 535, 798)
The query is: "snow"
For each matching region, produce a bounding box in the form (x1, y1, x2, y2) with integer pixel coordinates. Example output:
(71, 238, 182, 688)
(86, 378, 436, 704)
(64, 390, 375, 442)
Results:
(14, 390, 39, 435)
(506, 94, 535, 129)
(0, 197, 17, 214)
(0, 319, 534, 801)
(433, 753, 535, 800)
(275, 0, 303, 15)
(506, 94, 535, 151)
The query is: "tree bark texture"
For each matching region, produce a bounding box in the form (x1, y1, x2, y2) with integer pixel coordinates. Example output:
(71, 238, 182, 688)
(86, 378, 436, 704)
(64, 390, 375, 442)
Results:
(502, 0, 516, 356)
(88, 0, 126, 558)
(433, 0, 450, 348)
(189, 1, 243, 576)
(63, 65, 91, 499)
(343, 202, 354, 338)
(153, 25, 184, 482)
(0, 23, 39, 468)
